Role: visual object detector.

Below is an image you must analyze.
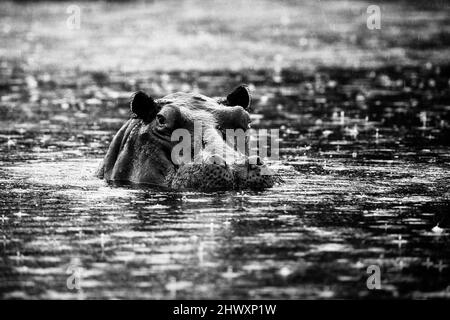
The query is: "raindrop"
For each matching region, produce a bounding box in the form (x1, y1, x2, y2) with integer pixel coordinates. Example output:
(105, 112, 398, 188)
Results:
(436, 260, 447, 272)
(6, 137, 16, 149)
(165, 277, 192, 298)
(423, 257, 433, 269)
(431, 224, 444, 234)
(436, 260, 447, 273)
(397, 259, 404, 270)
(279, 266, 293, 277)
(14, 211, 24, 218)
(419, 111, 427, 129)
(393, 235, 406, 248)
(198, 242, 204, 265)
(221, 266, 240, 280)
(100, 233, 105, 249)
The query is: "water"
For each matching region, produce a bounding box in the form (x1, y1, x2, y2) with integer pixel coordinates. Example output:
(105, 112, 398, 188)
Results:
(0, 63, 449, 299)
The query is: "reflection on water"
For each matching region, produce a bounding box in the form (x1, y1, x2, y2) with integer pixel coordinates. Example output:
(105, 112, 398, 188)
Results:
(0, 64, 449, 299)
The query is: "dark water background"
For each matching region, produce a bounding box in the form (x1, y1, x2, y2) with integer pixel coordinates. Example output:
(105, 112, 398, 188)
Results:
(1, 0, 450, 299)
(1, 64, 449, 299)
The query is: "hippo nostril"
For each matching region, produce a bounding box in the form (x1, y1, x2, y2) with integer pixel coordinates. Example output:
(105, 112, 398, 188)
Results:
(256, 156, 263, 166)
(247, 155, 263, 168)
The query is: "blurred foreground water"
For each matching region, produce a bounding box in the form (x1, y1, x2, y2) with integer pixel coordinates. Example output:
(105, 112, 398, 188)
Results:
(0, 62, 449, 299)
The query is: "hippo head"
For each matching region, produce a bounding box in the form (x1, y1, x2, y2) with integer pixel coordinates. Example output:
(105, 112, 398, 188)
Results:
(97, 85, 276, 190)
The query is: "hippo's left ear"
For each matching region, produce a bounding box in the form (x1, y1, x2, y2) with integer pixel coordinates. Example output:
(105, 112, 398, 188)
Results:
(225, 85, 251, 110)
(130, 91, 158, 121)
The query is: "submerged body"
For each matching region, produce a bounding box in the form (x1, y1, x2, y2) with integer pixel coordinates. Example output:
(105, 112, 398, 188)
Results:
(97, 86, 276, 190)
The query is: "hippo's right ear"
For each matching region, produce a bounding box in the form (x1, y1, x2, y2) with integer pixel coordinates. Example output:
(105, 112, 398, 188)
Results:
(130, 91, 158, 121)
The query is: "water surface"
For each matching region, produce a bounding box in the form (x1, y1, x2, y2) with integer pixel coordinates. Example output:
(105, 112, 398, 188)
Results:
(0, 64, 449, 299)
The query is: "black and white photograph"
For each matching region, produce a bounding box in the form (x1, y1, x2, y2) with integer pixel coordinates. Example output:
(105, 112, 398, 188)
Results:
(0, 0, 449, 306)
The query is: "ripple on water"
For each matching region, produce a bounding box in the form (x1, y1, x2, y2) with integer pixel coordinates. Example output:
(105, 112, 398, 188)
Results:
(1, 64, 450, 299)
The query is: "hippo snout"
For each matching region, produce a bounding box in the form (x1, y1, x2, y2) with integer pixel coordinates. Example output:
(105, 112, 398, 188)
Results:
(169, 155, 275, 191)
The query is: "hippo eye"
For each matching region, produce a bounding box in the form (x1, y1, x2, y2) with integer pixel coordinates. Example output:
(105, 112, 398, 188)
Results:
(156, 114, 166, 125)
(193, 95, 207, 102)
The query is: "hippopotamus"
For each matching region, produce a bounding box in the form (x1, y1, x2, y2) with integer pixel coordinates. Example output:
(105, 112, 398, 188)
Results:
(97, 85, 276, 190)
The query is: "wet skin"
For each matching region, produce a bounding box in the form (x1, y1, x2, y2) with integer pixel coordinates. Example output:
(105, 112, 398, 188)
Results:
(97, 86, 276, 190)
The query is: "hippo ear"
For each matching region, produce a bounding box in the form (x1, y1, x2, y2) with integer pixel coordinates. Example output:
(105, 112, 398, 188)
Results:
(130, 91, 158, 121)
(225, 85, 251, 110)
